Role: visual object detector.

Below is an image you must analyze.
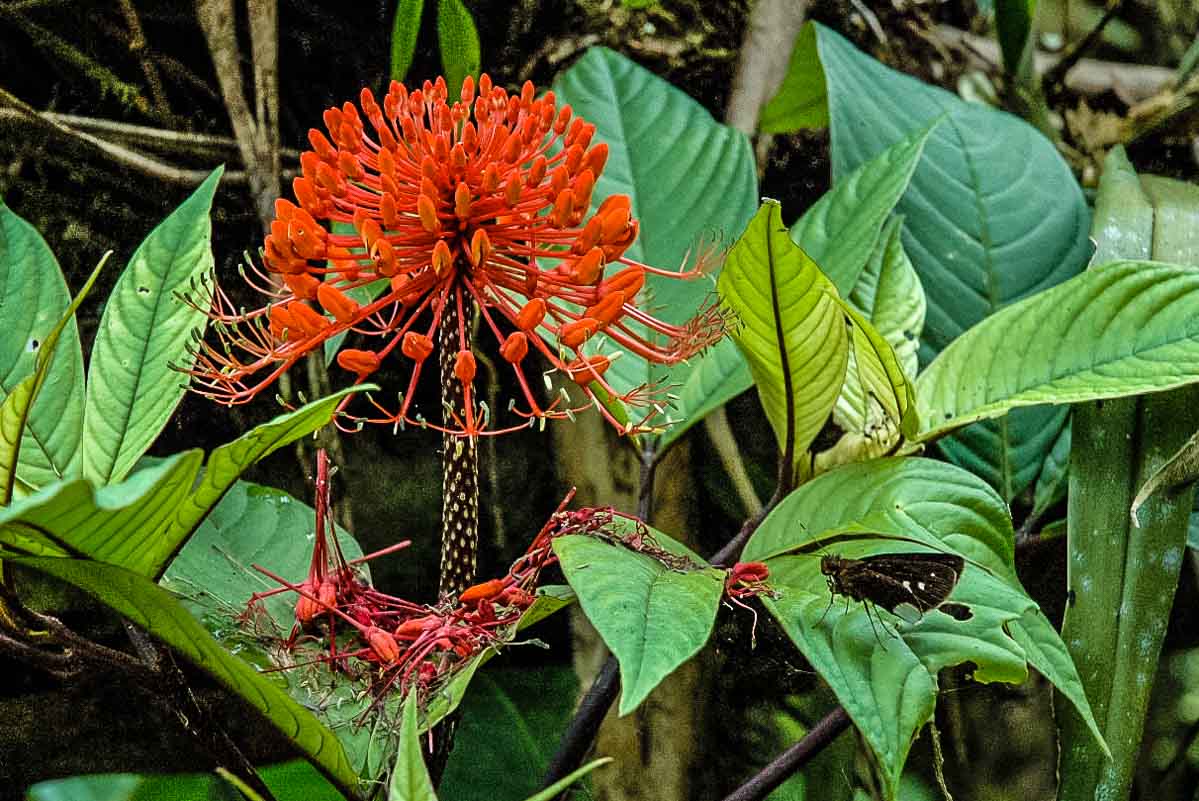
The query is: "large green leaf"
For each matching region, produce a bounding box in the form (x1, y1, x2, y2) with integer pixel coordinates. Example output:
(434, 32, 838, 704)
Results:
(553, 530, 723, 716)
(81, 167, 222, 485)
(26, 761, 346, 801)
(790, 121, 936, 298)
(0, 201, 86, 491)
(834, 216, 925, 436)
(14, 556, 361, 799)
(718, 201, 849, 468)
(814, 23, 1088, 499)
(0, 253, 107, 505)
(553, 47, 757, 418)
(741, 457, 1104, 798)
(0, 451, 203, 563)
(0, 390, 363, 577)
(439, 666, 578, 801)
(719, 202, 914, 474)
(914, 261, 1199, 442)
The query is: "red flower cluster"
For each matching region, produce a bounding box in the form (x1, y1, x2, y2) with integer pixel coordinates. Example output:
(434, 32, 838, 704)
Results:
(187, 74, 725, 435)
(242, 458, 768, 712)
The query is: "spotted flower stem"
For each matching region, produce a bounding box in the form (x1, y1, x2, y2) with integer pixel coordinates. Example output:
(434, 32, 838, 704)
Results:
(438, 279, 480, 598)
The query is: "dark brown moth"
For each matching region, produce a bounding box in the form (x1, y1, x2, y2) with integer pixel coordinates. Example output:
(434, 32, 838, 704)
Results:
(820, 552, 965, 619)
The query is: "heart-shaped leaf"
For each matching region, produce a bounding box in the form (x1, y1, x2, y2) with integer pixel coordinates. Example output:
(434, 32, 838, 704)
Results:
(553, 528, 723, 716)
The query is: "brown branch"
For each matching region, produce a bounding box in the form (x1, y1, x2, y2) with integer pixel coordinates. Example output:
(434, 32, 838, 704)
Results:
(0, 101, 286, 186)
(724, 0, 809, 136)
(722, 706, 852, 801)
(933, 24, 1175, 105)
(196, 0, 279, 231)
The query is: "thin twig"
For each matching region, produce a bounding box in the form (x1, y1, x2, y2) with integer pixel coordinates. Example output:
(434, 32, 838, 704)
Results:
(0, 109, 301, 161)
(721, 706, 852, 801)
(0, 88, 236, 185)
(116, 0, 172, 118)
(704, 409, 762, 516)
(1042, 0, 1126, 90)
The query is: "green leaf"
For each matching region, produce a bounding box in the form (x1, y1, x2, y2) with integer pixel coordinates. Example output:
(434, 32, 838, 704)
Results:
(439, 666, 579, 801)
(759, 24, 829, 134)
(81, 167, 223, 485)
(155, 386, 367, 577)
(995, 0, 1037, 76)
(813, 23, 1088, 499)
(390, 689, 438, 801)
(553, 47, 758, 424)
(0, 389, 363, 577)
(718, 201, 849, 470)
(1031, 417, 1071, 518)
(833, 216, 925, 436)
(915, 261, 1199, 443)
(520, 758, 613, 801)
(742, 457, 1105, 795)
(14, 556, 362, 799)
(390, 0, 424, 82)
(0, 201, 86, 491)
(0, 252, 107, 505)
(553, 532, 724, 716)
(0, 451, 204, 564)
(436, 0, 480, 101)
(790, 121, 937, 298)
(26, 762, 346, 801)
(160, 479, 366, 626)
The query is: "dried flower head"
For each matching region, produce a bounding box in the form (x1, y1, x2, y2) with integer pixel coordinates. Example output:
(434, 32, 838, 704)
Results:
(185, 74, 724, 435)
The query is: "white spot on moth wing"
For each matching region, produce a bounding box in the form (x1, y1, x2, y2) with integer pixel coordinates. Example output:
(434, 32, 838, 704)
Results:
(917, 581, 927, 591)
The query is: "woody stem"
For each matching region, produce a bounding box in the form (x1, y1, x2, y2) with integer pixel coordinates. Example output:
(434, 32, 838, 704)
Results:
(438, 279, 480, 599)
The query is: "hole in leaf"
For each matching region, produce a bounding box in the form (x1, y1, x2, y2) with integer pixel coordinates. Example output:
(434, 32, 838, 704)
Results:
(940, 602, 972, 621)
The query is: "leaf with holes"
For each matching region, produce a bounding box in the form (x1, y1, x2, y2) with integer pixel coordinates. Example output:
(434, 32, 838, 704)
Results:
(81, 167, 223, 485)
(0, 201, 87, 493)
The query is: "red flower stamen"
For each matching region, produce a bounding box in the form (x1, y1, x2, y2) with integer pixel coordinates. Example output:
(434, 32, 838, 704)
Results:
(184, 74, 725, 436)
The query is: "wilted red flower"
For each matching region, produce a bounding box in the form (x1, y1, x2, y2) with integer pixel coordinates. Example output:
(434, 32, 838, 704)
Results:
(186, 74, 724, 435)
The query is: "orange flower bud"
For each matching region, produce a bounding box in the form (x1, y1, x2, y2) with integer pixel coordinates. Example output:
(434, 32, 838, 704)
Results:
(516, 298, 546, 331)
(573, 169, 596, 213)
(560, 318, 600, 348)
(459, 578, 506, 604)
(569, 247, 605, 285)
(526, 156, 547, 187)
(286, 301, 330, 337)
(573, 216, 604, 255)
(454, 181, 472, 219)
(380, 193, 399, 228)
(432, 239, 453, 275)
(284, 273, 321, 300)
(418, 195, 440, 233)
(315, 161, 347, 197)
(585, 290, 626, 327)
(372, 238, 397, 276)
(317, 283, 360, 324)
(454, 350, 477, 384)
(500, 331, 529, 363)
(583, 142, 608, 175)
(601, 266, 646, 297)
(337, 348, 381, 375)
(402, 331, 434, 362)
(469, 228, 492, 267)
(337, 150, 364, 181)
(505, 174, 522, 207)
(565, 355, 612, 385)
(551, 189, 575, 228)
(366, 626, 401, 663)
